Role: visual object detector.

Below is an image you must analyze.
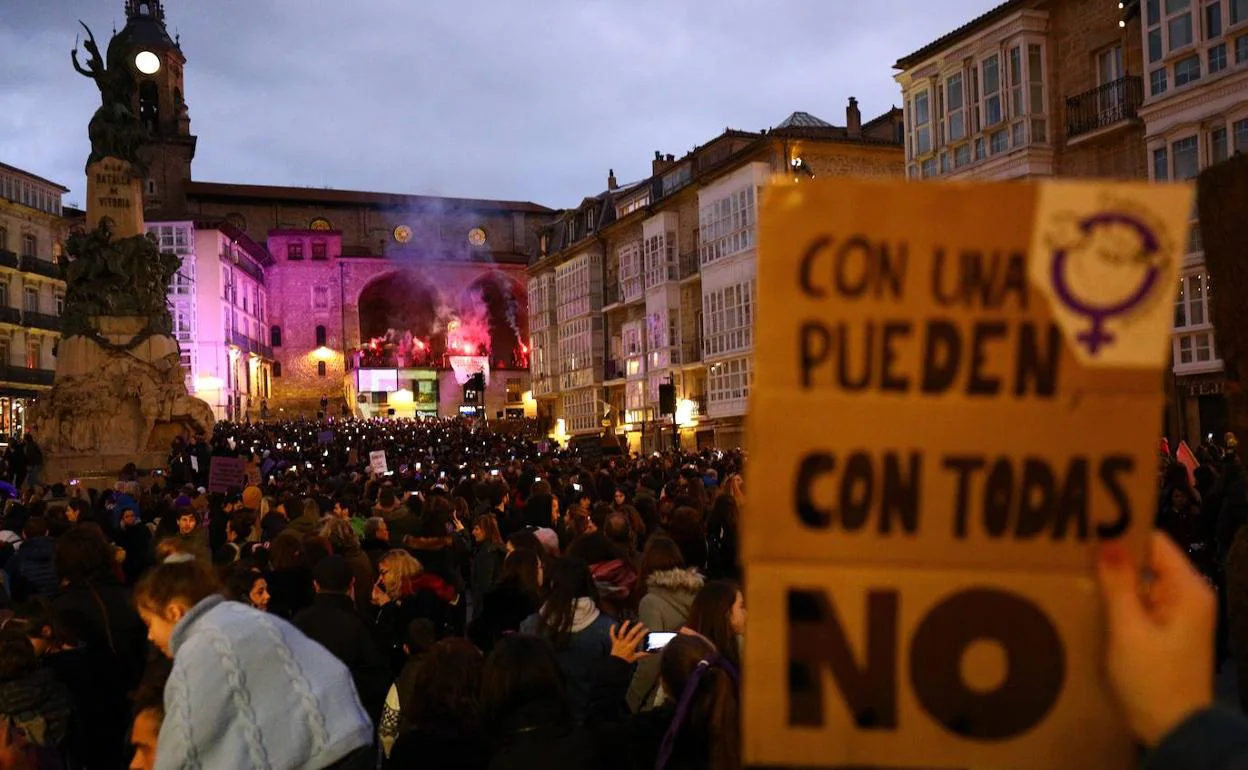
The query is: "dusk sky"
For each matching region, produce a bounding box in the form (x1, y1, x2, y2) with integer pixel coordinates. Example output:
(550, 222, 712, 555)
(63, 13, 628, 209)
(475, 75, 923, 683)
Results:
(1, 0, 1002, 208)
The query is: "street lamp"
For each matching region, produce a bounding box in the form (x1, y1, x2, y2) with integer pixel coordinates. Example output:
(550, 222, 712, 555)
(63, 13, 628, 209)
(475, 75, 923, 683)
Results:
(134, 50, 161, 75)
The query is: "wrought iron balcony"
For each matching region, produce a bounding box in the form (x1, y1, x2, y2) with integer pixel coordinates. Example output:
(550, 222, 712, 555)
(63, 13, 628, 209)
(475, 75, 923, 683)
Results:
(19, 255, 62, 281)
(0, 307, 21, 326)
(22, 311, 62, 332)
(1066, 76, 1143, 139)
(0, 251, 17, 270)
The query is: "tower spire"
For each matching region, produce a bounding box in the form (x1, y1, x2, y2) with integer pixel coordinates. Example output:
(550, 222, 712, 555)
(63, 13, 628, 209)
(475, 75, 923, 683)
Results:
(124, 0, 166, 25)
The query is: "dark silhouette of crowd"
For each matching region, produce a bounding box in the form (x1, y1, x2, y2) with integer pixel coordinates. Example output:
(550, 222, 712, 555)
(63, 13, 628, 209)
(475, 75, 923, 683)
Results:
(0, 417, 745, 769)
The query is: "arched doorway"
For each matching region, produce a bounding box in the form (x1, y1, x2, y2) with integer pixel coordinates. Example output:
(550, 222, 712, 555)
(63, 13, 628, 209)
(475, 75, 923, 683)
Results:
(357, 272, 444, 357)
(464, 272, 527, 369)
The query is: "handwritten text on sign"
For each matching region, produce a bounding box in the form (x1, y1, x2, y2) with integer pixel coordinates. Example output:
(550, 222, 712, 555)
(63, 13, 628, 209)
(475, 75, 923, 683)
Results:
(742, 179, 1191, 770)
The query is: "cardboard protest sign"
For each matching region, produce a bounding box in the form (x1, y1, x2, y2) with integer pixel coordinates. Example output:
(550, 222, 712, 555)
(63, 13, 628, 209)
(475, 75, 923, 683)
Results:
(744, 178, 1191, 769)
(207, 456, 246, 494)
(369, 450, 388, 476)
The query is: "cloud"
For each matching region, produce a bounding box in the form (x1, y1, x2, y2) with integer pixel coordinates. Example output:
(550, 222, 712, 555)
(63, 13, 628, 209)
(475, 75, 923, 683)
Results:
(0, 0, 1003, 207)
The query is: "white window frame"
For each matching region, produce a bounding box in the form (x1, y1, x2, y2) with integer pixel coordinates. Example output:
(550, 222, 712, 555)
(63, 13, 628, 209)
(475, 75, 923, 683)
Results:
(1173, 270, 1221, 373)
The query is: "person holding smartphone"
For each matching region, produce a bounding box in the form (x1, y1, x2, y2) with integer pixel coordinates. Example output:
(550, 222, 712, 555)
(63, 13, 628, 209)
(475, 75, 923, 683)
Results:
(627, 536, 705, 712)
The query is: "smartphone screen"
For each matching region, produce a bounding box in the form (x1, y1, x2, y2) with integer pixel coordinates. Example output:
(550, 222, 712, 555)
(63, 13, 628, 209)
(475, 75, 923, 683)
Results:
(645, 632, 677, 652)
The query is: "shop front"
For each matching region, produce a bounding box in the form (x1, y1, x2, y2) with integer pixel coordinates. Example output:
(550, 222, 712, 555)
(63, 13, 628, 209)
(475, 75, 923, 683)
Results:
(1172, 371, 1229, 447)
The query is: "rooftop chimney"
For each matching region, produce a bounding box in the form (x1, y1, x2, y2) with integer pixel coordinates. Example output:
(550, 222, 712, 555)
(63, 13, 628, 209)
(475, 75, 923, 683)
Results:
(847, 97, 862, 139)
(652, 152, 675, 176)
(607, 168, 618, 191)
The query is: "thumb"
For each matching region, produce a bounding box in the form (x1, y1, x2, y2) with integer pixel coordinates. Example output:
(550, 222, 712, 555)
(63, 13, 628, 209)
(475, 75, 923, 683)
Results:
(1097, 540, 1144, 633)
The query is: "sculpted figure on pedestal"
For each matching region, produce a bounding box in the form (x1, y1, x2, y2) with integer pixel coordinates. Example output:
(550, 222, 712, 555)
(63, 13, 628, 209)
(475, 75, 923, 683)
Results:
(71, 22, 147, 172)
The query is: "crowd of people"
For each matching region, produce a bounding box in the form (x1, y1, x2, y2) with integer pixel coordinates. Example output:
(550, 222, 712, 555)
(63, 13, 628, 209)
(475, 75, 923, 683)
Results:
(0, 418, 744, 769)
(0, 416, 1237, 769)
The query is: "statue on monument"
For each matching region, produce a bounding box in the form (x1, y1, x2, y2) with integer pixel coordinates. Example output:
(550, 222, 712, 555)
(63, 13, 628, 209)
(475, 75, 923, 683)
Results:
(71, 22, 148, 172)
(29, 21, 214, 481)
(60, 219, 179, 338)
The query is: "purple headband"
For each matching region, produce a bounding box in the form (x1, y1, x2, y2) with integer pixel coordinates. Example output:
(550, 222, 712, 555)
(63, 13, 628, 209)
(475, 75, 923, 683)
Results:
(654, 654, 739, 770)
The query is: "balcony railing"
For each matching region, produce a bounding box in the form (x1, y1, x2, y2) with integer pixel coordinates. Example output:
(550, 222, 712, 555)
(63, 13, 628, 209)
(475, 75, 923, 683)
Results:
(22, 311, 62, 332)
(350, 346, 530, 371)
(604, 283, 620, 307)
(0, 366, 54, 387)
(0, 307, 20, 326)
(1066, 76, 1143, 139)
(19, 256, 62, 281)
(0, 251, 17, 270)
(678, 251, 699, 280)
(605, 359, 624, 381)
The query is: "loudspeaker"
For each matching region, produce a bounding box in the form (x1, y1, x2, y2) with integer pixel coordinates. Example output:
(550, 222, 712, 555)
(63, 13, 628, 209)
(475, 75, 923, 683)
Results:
(659, 383, 676, 416)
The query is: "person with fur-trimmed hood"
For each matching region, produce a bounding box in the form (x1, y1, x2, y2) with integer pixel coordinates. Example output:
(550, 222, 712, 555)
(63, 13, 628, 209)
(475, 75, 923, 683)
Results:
(626, 535, 704, 712)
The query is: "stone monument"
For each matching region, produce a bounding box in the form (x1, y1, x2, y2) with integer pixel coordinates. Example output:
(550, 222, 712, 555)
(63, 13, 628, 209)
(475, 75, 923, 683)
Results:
(30, 23, 213, 483)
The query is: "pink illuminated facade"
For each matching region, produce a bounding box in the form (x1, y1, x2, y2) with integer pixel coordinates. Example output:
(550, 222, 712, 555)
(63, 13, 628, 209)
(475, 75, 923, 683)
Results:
(147, 218, 275, 422)
(116, 0, 553, 421)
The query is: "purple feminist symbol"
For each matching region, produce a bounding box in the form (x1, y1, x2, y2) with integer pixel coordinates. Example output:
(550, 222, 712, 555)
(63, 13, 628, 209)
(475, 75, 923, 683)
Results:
(1049, 211, 1162, 356)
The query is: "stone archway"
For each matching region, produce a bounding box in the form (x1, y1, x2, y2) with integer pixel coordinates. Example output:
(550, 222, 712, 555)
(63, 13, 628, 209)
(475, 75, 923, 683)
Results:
(357, 271, 444, 347)
(464, 271, 528, 369)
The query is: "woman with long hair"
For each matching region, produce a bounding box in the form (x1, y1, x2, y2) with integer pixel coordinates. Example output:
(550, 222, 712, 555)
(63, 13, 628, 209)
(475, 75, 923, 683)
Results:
(372, 550, 459, 672)
(134, 555, 372, 769)
(628, 536, 704, 712)
(386, 638, 487, 769)
(519, 557, 612, 723)
(481, 634, 597, 769)
(705, 492, 740, 582)
(223, 566, 270, 612)
(469, 548, 543, 654)
(470, 513, 506, 621)
(682, 580, 745, 672)
(51, 524, 148, 768)
(591, 624, 740, 770)
(264, 529, 315, 619)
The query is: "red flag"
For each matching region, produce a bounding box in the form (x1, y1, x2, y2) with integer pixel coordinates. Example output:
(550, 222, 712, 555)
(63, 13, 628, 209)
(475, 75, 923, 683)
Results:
(1177, 440, 1199, 487)
(1159, 437, 1171, 458)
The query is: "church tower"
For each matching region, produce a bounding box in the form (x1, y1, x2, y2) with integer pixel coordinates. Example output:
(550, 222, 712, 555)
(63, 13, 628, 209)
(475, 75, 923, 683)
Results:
(113, 0, 197, 212)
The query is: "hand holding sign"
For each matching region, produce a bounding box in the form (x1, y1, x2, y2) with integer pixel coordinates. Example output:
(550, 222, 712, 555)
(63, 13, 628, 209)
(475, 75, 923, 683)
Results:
(1097, 533, 1215, 748)
(745, 178, 1192, 769)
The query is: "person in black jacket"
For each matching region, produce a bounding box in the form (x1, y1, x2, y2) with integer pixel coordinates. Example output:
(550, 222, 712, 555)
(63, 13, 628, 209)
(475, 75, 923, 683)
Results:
(6, 518, 57, 601)
(386, 638, 486, 770)
(50, 525, 147, 770)
(294, 556, 390, 724)
(468, 549, 541, 655)
(481, 634, 597, 770)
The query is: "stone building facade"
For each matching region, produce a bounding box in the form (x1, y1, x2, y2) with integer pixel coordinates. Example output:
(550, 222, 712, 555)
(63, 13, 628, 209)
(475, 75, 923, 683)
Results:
(0, 162, 69, 438)
(106, 0, 552, 420)
(144, 217, 275, 422)
(893, 0, 1148, 182)
(1135, 0, 1248, 444)
(529, 102, 905, 451)
(895, 0, 1248, 446)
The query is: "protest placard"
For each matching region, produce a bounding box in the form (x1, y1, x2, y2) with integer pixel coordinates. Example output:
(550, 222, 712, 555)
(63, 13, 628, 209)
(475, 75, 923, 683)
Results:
(743, 177, 1191, 769)
(369, 450, 388, 476)
(207, 456, 246, 494)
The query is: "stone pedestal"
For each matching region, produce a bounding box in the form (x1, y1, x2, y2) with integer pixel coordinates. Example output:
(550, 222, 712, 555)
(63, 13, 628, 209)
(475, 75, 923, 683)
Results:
(32, 316, 214, 484)
(85, 157, 144, 237)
